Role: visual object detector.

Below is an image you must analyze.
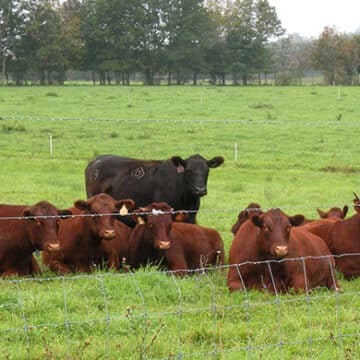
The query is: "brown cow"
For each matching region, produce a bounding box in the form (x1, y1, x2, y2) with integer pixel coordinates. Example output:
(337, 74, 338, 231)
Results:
(317, 206, 348, 219)
(0, 201, 72, 276)
(329, 213, 360, 279)
(284, 226, 339, 292)
(227, 208, 304, 293)
(303, 216, 360, 279)
(231, 202, 262, 235)
(42, 194, 134, 274)
(127, 202, 224, 275)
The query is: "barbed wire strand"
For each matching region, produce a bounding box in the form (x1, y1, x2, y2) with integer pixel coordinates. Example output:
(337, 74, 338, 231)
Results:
(3, 115, 360, 127)
(2, 257, 360, 358)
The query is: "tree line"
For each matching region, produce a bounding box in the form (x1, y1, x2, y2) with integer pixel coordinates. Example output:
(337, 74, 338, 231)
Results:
(1, 0, 360, 86)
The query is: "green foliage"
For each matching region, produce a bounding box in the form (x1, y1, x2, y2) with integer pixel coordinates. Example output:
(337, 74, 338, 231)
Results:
(1, 86, 360, 357)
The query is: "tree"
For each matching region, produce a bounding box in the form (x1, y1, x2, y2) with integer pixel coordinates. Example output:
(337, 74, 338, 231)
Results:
(224, 0, 283, 85)
(0, 0, 23, 84)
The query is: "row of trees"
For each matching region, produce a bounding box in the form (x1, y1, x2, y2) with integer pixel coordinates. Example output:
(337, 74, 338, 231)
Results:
(1, 0, 360, 86)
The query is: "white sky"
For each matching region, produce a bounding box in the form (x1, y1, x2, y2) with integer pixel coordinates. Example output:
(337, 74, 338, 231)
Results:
(268, 0, 360, 38)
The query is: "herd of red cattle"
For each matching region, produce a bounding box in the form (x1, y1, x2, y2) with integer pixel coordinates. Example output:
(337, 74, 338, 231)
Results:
(1, 191, 360, 294)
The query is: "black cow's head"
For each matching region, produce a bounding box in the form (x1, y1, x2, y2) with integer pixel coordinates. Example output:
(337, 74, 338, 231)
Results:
(171, 154, 224, 197)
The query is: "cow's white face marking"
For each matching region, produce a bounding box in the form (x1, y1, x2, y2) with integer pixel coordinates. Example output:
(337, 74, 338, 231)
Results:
(131, 167, 145, 179)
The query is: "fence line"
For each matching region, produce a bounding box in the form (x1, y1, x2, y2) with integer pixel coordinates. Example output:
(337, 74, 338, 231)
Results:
(3, 115, 360, 126)
(1, 258, 360, 359)
(0, 202, 354, 221)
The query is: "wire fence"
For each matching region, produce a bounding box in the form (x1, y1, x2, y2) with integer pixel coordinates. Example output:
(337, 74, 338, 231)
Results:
(1, 257, 360, 359)
(3, 114, 360, 126)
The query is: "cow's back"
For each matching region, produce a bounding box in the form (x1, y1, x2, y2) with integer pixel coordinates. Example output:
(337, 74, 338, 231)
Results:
(85, 155, 179, 206)
(331, 213, 360, 278)
(286, 227, 337, 291)
(168, 223, 224, 269)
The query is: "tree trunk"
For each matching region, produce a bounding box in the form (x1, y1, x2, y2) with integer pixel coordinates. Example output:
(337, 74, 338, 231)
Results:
(1, 57, 6, 86)
(242, 72, 248, 86)
(193, 71, 197, 85)
(107, 71, 111, 85)
(221, 73, 225, 85)
(176, 71, 181, 85)
(167, 73, 171, 85)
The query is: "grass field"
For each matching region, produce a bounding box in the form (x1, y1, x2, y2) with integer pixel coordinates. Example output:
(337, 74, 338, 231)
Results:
(1, 85, 360, 359)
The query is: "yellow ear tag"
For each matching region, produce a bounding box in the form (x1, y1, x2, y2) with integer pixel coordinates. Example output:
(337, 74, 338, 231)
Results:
(119, 205, 128, 216)
(137, 217, 145, 225)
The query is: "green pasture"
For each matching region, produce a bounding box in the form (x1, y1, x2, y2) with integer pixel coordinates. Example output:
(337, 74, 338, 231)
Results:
(1, 85, 360, 359)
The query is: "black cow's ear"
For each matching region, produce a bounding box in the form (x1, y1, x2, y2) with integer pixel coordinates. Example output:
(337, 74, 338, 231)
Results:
(171, 156, 186, 173)
(207, 156, 224, 168)
(343, 205, 348, 218)
(74, 200, 90, 211)
(289, 214, 305, 226)
(251, 214, 263, 228)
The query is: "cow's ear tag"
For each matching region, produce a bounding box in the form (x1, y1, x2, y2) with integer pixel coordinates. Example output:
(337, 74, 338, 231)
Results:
(137, 216, 145, 225)
(177, 165, 185, 173)
(119, 205, 128, 216)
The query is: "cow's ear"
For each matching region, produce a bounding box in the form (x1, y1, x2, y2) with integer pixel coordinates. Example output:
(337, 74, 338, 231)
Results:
(343, 205, 348, 218)
(251, 214, 263, 228)
(117, 199, 135, 216)
(207, 156, 224, 168)
(289, 214, 305, 226)
(171, 156, 186, 173)
(174, 211, 188, 222)
(316, 208, 327, 218)
(74, 200, 90, 211)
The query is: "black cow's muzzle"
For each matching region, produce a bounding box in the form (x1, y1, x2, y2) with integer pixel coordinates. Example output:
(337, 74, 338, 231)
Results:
(193, 187, 207, 196)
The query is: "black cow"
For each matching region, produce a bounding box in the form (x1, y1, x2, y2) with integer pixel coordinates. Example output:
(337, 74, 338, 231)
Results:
(85, 154, 224, 224)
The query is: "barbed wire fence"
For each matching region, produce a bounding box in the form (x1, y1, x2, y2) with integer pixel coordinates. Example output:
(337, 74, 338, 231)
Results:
(1, 114, 360, 358)
(1, 256, 360, 359)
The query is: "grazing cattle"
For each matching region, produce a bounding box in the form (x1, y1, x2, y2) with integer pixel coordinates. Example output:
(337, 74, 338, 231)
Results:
(0, 201, 72, 276)
(231, 202, 262, 235)
(127, 202, 224, 275)
(227, 208, 304, 293)
(353, 192, 360, 213)
(42, 194, 134, 274)
(85, 154, 224, 224)
(317, 206, 348, 219)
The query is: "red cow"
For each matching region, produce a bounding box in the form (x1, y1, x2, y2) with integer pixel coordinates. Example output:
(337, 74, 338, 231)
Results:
(227, 208, 305, 292)
(127, 202, 224, 275)
(317, 206, 348, 219)
(98, 218, 134, 270)
(303, 216, 360, 279)
(284, 226, 339, 292)
(231, 202, 262, 235)
(329, 213, 360, 279)
(42, 194, 134, 274)
(0, 201, 72, 276)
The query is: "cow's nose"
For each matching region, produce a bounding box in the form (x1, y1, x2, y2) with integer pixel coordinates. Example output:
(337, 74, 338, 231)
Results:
(159, 241, 170, 250)
(274, 245, 288, 257)
(103, 229, 116, 239)
(47, 243, 60, 252)
(194, 186, 207, 196)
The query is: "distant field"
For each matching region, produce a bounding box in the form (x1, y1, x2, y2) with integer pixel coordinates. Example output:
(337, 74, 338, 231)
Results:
(1, 85, 360, 359)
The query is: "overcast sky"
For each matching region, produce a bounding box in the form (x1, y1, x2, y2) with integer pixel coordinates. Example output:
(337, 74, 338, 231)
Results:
(268, 0, 360, 38)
